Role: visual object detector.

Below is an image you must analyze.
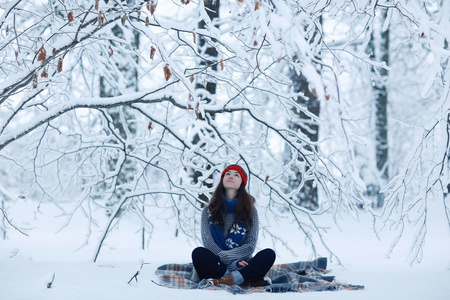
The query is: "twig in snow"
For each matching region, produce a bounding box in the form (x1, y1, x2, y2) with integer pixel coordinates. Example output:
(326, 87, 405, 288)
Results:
(47, 273, 55, 288)
(127, 261, 150, 284)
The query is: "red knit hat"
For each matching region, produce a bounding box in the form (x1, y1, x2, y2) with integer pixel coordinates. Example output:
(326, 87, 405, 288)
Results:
(221, 164, 248, 187)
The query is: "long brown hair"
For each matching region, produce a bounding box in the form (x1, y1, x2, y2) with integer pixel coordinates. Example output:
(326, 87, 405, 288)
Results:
(209, 178, 255, 229)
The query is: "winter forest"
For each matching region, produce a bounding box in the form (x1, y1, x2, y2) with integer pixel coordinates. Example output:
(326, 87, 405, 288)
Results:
(1, 0, 450, 291)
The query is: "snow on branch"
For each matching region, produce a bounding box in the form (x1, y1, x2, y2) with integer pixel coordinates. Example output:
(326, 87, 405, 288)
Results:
(378, 112, 450, 264)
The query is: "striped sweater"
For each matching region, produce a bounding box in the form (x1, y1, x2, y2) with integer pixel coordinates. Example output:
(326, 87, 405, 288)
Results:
(201, 205, 259, 271)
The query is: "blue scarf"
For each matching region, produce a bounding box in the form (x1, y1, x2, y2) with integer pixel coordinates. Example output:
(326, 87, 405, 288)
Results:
(208, 198, 248, 250)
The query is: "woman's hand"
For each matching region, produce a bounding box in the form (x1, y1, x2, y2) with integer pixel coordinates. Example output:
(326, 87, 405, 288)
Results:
(238, 260, 249, 268)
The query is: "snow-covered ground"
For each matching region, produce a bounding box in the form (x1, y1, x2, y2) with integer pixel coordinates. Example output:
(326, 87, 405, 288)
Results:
(1, 199, 449, 300)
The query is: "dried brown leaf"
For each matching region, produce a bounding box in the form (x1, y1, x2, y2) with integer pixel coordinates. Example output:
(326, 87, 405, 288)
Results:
(195, 102, 200, 120)
(41, 69, 48, 78)
(95, 0, 99, 11)
(108, 45, 114, 57)
(121, 14, 126, 26)
(32, 73, 38, 89)
(98, 11, 104, 26)
(163, 64, 172, 81)
(192, 32, 196, 44)
(255, 1, 259, 10)
(57, 57, 63, 72)
(68, 11, 74, 22)
(149, 0, 157, 15)
(145, 16, 149, 26)
(150, 47, 156, 60)
(190, 75, 194, 83)
(148, 122, 153, 129)
(220, 59, 224, 71)
(188, 94, 193, 109)
(37, 46, 46, 62)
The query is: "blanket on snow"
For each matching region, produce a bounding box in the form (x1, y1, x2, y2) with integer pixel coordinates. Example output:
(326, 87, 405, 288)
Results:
(155, 257, 364, 294)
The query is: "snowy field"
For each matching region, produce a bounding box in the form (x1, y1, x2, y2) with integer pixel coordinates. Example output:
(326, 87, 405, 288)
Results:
(1, 199, 449, 300)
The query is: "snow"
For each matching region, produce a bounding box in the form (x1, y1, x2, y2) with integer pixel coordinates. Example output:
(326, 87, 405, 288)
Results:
(1, 199, 449, 300)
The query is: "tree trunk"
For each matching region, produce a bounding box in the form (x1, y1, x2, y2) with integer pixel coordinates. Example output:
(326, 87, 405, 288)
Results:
(100, 24, 140, 211)
(285, 17, 322, 210)
(195, 0, 220, 102)
(192, 0, 220, 203)
(286, 70, 320, 210)
(367, 8, 389, 208)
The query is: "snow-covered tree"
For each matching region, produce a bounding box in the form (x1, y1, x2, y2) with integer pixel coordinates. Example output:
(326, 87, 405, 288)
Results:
(0, 0, 448, 263)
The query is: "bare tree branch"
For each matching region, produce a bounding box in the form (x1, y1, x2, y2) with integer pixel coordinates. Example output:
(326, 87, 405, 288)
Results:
(0, 207, 29, 237)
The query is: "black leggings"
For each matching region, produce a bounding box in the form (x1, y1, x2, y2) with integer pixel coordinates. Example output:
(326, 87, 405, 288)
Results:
(191, 247, 276, 282)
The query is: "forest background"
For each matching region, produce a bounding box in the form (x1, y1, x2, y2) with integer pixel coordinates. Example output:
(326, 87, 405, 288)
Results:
(0, 0, 449, 282)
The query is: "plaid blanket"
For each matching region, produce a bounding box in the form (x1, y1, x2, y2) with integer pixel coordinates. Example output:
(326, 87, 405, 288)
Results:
(155, 257, 364, 294)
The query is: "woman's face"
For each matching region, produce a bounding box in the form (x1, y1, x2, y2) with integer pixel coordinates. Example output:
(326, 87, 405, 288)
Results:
(222, 169, 243, 192)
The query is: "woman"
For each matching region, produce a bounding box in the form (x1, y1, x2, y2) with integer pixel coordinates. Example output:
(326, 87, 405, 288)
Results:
(191, 164, 276, 286)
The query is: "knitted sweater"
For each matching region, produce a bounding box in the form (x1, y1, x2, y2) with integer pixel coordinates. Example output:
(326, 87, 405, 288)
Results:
(201, 205, 258, 271)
